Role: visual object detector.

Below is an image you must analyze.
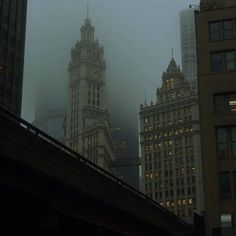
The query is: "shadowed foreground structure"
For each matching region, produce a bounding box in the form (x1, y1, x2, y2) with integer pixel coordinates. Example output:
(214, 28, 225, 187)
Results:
(0, 106, 195, 235)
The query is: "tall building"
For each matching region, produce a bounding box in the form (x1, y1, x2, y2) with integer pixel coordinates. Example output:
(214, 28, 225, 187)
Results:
(195, 0, 236, 235)
(65, 16, 116, 173)
(180, 6, 199, 92)
(33, 89, 65, 142)
(0, 0, 27, 116)
(139, 58, 203, 223)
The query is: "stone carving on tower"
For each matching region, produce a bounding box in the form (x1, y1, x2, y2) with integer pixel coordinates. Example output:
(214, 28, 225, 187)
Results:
(65, 16, 116, 173)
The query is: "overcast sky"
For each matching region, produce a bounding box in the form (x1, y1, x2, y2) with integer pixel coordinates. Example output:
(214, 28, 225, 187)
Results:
(22, 0, 200, 156)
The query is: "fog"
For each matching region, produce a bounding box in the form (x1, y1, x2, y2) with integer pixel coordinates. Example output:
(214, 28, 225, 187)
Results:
(22, 0, 199, 156)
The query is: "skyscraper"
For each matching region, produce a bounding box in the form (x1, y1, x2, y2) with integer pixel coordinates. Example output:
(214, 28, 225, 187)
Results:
(33, 88, 65, 142)
(180, 6, 198, 92)
(65, 16, 116, 173)
(139, 58, 203, 223)
(196, 0, 236, 235)
(0, 0, 27, 116)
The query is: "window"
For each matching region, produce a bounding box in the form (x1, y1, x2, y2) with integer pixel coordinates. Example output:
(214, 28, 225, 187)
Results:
(209, 21, 220, 41)
(233, 172, 236, 199)
(211, 52, 223, 72)
(218, 172, 231, 200)
(223, 20, 233, 40)
(225, 51, 236, 70)
(221, 214, 233, 227)
(216, 126, 236, 159)
(216, 128, 228, 159)
(209, 19, 235, 41)
(214, 93, 236, 114)
(211, 50, 236, 72)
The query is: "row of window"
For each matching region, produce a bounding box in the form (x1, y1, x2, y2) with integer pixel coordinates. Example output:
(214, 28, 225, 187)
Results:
(144, 146, 194, 157)
(143, 107, 193, 123)
(144, 132, 194, 143)
(145, 159, 195, 170)
(144, 119, 193, 131)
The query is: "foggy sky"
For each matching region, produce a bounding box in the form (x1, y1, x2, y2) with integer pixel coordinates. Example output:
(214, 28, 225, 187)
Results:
(22, 0, 200, 156)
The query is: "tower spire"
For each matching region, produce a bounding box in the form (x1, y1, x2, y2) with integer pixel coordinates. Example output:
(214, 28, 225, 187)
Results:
(87, 2, 89, 19)
(171, 47, 174, 60)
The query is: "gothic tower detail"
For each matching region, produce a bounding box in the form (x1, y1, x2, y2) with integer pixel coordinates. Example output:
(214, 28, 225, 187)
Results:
(65, 17, 116, 173)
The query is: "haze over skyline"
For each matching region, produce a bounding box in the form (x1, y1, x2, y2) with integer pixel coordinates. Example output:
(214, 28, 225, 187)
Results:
(22, 0, 199, 156)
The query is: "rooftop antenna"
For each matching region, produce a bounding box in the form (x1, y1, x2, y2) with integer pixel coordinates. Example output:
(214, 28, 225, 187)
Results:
(87, 2, 89, 19)
(145, 88, 147, 107)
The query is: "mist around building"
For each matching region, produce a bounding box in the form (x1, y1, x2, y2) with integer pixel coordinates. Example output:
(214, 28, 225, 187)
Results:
(1, 0, 236, 235)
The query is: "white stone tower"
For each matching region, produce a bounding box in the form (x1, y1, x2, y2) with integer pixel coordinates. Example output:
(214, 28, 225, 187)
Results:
(65, 15, 116, 173)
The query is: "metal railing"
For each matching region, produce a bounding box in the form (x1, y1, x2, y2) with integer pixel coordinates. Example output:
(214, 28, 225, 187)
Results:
(0, 105, 193, 229)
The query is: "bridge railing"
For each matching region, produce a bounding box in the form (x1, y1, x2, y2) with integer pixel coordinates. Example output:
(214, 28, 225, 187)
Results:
(0, 105, 192, 228)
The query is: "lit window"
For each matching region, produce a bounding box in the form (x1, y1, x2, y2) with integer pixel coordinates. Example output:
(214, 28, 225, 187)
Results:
(188, 198, 193, 205)
(182, 199, 186, 205)
(221, 214, 233, 228)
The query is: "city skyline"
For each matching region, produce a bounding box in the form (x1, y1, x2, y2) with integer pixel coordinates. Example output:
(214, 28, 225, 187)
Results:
(22, 0, 199, 157)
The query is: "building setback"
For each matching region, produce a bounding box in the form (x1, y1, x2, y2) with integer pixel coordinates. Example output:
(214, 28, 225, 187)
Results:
(0, 0, 27, 116)
(196, 0, 236, 235)
(180, 6, 199, 93)
(65, 17, 116, 173)
(139, 58, 203, 223)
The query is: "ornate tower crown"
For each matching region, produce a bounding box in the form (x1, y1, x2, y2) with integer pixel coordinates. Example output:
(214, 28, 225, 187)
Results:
(80, 18, 95, 41)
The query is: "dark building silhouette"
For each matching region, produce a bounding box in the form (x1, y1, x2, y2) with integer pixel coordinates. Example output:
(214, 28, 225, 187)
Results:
(0, 0, 27, 115)
(196, 0, 236, 235)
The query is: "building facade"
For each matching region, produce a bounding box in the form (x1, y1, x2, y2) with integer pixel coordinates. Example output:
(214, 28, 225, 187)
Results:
(33, 87, 65, 142)
(139, 59, 203, 223)
(180, 6, 199, 92)
(65, 17, 116, 173)
(0, 0, 27, 116)
(196, 0, 236, 235)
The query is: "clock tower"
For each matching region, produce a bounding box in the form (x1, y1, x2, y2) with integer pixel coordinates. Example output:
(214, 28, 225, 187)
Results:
(65, 16, 116, 173)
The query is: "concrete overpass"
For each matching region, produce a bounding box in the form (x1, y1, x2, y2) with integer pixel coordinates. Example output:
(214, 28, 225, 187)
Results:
(0, 106, 195, 235)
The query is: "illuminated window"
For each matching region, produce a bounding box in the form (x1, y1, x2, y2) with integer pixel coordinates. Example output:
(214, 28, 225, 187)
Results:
(182, 199, 186, 205)
(188, 198, 193, 205)
(177, 200, 182, 206)
(221, 214, 233, 228)
(214, 93, 236, 114)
